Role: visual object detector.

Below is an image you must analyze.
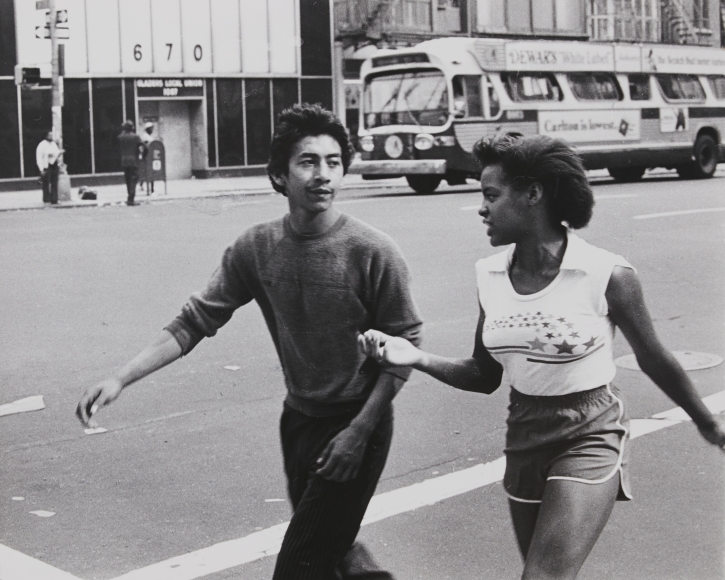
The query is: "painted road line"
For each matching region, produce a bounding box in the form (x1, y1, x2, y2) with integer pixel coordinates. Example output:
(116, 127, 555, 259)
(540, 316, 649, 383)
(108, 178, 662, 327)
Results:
(592, 193, 640, 200)
(0, 544, 84, 580)
(634, 207, 725, 220)
(108, 389, 725, 580)
(460, 193, 639, 210)
(0, 395, 45, 418)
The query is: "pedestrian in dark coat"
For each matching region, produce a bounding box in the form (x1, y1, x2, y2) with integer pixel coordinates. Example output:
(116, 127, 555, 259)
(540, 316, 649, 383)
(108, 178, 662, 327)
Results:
(118, 121, 144, 206)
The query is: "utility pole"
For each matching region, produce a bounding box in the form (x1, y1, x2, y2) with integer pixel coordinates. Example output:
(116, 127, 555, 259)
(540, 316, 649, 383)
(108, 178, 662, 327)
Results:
(49, 0, 62, 152)
(48, 0, 71, 203)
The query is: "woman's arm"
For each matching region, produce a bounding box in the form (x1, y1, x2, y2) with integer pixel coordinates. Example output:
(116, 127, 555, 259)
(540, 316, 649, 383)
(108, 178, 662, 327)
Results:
(606, 266, 725, 447)
(359, 310, 502, 394)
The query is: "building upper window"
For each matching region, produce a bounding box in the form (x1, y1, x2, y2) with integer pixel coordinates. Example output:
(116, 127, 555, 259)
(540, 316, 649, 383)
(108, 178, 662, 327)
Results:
(567, 73, 622, 100)
(501, 72, 562, 101)
(627, 74, 651, 101)
(655, 74, 705, 101)
(706, 75, 725, 100)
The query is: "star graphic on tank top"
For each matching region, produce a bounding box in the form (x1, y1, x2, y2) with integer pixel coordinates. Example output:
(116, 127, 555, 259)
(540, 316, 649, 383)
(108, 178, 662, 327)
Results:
(570, 331, 580, 339)
(554, 340, 575, 354)
(526, 337, 547, 351)
(582, 336, 597, 350)
(557, 317, 566, 323)
(545, 332, 555, 339)
(541, 322, 550, 328)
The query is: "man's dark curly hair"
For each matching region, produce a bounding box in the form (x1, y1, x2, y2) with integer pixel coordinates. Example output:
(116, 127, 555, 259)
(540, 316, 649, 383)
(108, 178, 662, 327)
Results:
(472, 133, 594, 229)
(267, 104, 354, 195)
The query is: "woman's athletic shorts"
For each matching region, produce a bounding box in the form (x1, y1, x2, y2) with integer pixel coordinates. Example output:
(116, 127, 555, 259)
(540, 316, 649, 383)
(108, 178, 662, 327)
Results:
(504, 384, 632, 503)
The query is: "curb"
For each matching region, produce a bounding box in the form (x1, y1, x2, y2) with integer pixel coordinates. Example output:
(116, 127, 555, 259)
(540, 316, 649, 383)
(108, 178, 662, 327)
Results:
(0, 179, 420, 213)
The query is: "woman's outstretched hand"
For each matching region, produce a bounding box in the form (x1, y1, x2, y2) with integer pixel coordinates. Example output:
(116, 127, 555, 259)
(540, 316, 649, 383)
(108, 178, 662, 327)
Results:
(358, 329, 425, 367)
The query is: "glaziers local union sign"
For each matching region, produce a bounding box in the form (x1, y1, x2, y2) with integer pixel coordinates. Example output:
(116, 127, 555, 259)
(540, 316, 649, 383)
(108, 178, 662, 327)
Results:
(136, 79, 203, 98)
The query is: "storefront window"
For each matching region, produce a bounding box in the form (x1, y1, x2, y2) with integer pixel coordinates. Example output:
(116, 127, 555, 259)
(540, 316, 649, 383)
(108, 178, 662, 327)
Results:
(0, 81, 20, 178)
(92, 79, 123, 173)
(206, 80, 217, 167)
(124, 79, 136, 125)
(63, 80, 92, 175)
(300, 0, 331, 76)
(217, 79, 244, 166)
(272, 79, 299, 129)
(21, 86, 52, 177)
(246, 79, 271, 166)
(301, 79, 333, 113)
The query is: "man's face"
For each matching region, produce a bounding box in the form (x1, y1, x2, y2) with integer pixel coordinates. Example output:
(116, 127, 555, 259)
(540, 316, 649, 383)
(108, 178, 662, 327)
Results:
(45, 132, 53, 141)
(274, 134, 344, 216)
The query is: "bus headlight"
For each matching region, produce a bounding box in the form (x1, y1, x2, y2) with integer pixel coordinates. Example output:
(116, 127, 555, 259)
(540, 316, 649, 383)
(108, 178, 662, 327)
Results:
(434, 136, 456, 147)
(414, 134, 434, 150)
(360, 136, 375, 152)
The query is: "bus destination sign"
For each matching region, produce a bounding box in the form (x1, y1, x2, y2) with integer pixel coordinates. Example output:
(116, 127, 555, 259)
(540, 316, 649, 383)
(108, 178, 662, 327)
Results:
(136, 79, 204, 98)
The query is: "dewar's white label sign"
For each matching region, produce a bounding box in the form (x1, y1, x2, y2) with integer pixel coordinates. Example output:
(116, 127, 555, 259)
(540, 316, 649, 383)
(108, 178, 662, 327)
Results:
(505, 41, 613, 72)
(539, 110, 640, 142)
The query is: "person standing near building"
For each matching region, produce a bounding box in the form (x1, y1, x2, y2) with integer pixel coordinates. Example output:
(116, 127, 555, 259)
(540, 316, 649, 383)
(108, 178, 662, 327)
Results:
(36, 131, 60, 204)
(139, 122, 156, 195)
(77, 104, 422, 579)
(118, 121, 144, 206)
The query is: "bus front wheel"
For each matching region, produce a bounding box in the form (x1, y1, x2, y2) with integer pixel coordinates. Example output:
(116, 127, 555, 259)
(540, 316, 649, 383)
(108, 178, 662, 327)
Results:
(406, 175, 442, 194)
(677, 135, 718, 179)
(608, 166, 645, 182)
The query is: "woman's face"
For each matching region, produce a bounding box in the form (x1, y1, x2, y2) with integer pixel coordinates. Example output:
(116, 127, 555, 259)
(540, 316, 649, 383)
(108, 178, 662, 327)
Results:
(478, 164, 530, 247)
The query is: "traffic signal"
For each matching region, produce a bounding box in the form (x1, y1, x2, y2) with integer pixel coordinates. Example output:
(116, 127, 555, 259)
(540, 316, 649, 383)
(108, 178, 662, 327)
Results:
(14, 64, 52, 87)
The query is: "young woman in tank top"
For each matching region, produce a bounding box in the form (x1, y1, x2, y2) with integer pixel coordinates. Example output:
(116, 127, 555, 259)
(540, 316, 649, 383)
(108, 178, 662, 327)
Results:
(358, 134, 725, 580)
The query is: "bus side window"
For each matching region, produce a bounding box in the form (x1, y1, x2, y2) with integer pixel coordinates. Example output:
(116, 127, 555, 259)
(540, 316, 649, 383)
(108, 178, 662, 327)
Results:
(484, 75, 500, 118)
(452, 75, 484, 118)
(452, 76, 466, 117)
(464, 76, 483, 117)
(567, 73, 622, 100)
(655, 74, 705, 101)
(628, 74, 651, 101)
(707, 75, 725, 100)
(501, 73, 562, 101)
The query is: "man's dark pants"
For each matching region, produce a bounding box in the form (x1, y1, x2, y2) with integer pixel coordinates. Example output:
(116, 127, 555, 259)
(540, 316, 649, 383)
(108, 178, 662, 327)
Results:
(274, 403, 395, 580)
(42, 163, 58, 204)
(123, 166, 139, 204)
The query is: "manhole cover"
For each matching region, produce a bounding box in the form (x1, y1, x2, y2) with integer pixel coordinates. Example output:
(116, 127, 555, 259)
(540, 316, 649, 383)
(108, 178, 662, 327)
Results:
(615, 351, 723, 371)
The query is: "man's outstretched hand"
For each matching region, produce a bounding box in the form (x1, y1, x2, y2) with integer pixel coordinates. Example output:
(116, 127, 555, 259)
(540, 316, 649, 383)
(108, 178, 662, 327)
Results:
(76, 377, 123, 428)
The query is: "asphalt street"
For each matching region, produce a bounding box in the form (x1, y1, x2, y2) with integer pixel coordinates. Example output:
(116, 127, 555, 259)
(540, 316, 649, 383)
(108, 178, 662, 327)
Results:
(1, 172, 724, 580)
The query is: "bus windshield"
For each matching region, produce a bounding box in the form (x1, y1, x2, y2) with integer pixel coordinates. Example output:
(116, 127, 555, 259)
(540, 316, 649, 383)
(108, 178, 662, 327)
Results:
(363, 70, 449, 129)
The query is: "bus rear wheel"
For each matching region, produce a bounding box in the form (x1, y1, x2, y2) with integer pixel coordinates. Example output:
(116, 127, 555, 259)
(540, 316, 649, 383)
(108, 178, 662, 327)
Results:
(406, 175, 442, 194)
(608, 166, 645, 182)
(677, 135, 718, 179)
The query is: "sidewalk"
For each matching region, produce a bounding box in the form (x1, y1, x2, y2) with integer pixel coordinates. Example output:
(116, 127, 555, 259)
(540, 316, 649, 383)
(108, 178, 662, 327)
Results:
(0, 173, 422, 212)
(1, 167, 722, 212)
(0, 173, 389, 212)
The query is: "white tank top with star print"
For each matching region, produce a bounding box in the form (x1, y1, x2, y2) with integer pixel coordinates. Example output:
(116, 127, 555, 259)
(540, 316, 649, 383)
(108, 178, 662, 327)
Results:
(476, 232, 635, 396)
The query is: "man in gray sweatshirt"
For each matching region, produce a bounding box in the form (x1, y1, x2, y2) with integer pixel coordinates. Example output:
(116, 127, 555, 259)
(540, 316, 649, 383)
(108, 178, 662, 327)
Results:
(77, 104, 422, 579)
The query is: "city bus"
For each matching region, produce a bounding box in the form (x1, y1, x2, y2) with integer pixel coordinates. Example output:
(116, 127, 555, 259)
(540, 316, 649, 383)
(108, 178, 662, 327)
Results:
(351, 37, 725, 193)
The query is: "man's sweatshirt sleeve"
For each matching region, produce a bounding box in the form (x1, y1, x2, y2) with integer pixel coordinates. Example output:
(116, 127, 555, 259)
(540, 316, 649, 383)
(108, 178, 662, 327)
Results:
(165, 238, 254, 355)
(371, 240, 423, 382)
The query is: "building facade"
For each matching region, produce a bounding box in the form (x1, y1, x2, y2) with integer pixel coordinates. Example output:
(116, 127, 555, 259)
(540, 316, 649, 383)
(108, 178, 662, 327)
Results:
(0, 0, 335, 184)
(334, 0, 723, 138)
